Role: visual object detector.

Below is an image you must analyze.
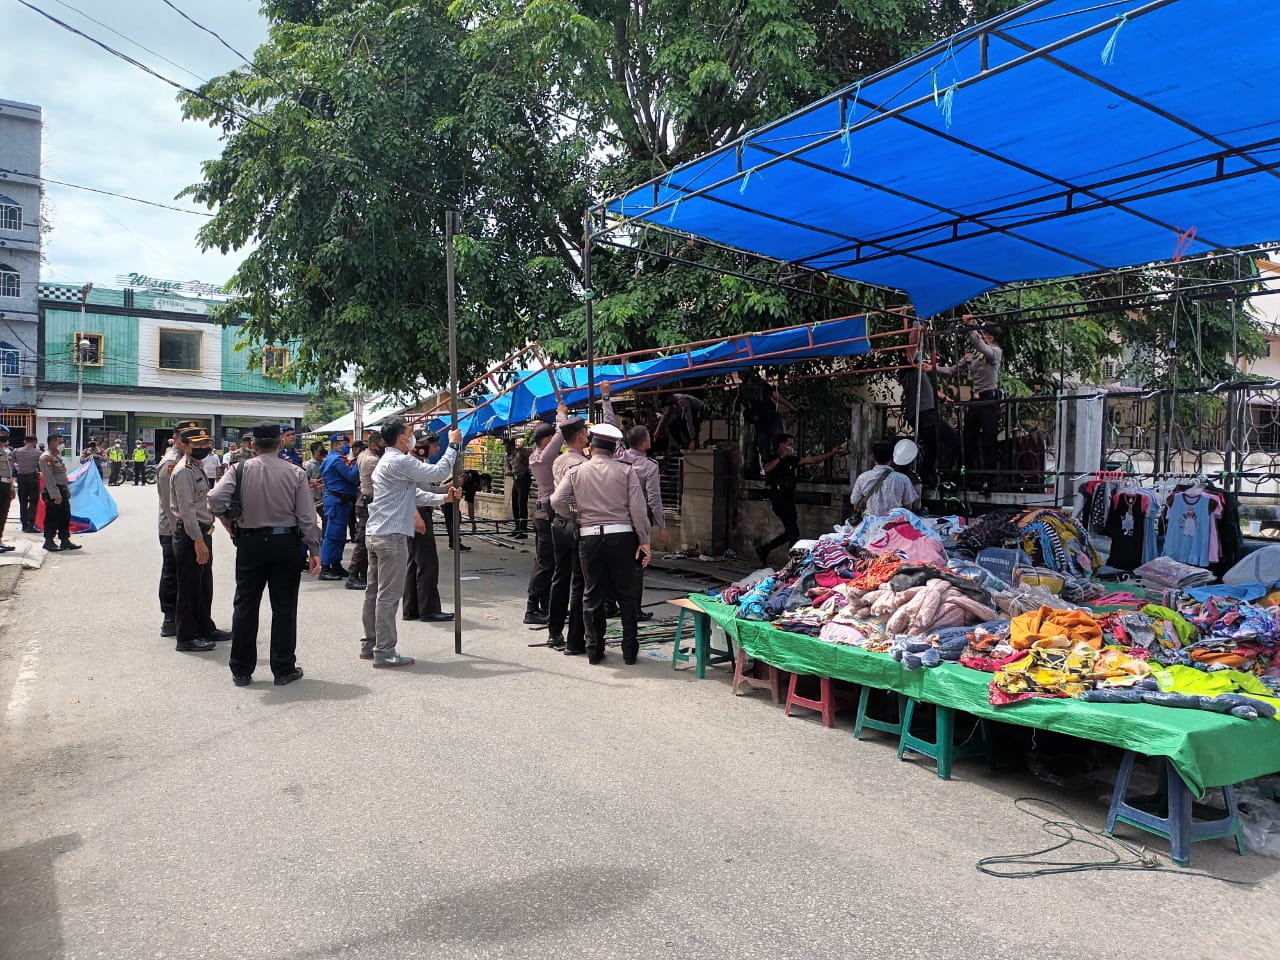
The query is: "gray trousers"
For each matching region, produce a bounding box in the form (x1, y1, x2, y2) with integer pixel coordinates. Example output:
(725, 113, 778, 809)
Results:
(362, 534, 409, 659)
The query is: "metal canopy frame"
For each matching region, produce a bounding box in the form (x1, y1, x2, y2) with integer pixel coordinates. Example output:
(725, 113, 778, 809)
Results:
(586, 0, 1279, 317)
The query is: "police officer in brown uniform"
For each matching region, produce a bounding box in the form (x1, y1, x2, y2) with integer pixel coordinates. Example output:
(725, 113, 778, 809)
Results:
(546, 417, 600, 655)
(524, 403, 569, 624)
(169, 425, 230, 652)
(209, 422, 321, 686)
(38, 433, 80, 552)
(551, 423, 651, 664)
(156, 420, 199, 637)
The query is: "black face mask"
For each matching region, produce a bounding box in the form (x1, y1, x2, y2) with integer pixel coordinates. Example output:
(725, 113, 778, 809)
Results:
(190, 447, 212, 461)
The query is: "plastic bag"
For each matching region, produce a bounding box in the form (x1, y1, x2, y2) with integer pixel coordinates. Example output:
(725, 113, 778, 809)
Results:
(1237, 779, 1280, 858)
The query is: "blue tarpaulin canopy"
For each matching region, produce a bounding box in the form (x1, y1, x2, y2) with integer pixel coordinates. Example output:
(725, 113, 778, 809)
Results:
(601, 0, 1280, 318)
(431, 316, 870, 440)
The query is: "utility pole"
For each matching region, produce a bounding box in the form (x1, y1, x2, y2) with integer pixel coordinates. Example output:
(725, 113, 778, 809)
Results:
(445, 211, 463, 655)
(74, 282, 93, 460)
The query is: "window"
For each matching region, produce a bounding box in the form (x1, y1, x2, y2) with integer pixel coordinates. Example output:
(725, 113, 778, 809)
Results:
(0, 262, 18, 299)
(262, 346, 289, 377)
(72, 332, 103, 367)
(0, 341, 17, 377)
(158, 328, 203, 372)
(0, 195, 20, 232)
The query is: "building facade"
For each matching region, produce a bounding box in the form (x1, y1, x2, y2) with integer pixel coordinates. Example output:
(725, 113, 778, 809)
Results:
(37, 283, 310, 456)
(0, 99, 42, 436)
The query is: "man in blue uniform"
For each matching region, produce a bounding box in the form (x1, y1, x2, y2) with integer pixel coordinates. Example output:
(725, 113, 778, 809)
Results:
(277, 424, 303, 467)
(318, 432, 360, 580)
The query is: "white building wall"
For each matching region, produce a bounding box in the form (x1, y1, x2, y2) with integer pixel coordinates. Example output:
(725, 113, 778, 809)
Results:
(135, 315, 224, 391)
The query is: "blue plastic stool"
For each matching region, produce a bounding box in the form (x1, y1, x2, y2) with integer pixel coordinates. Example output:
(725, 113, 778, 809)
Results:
(896, 698, 990, 779)
(1104, 750, 1246, 867)
(853, 687, 902, 740)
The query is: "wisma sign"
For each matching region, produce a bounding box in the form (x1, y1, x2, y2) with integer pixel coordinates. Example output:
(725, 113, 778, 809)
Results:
(115, 272, 228, 299)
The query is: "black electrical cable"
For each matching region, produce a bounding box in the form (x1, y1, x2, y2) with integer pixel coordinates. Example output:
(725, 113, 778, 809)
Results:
(976, 797, 1256, 884)
(0, 167, 213, 217)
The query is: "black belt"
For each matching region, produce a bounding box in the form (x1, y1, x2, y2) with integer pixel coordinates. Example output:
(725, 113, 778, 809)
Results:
(976, 390, 999, 400)
(176, 523, 212, 537)
(239, 525, 300, 536)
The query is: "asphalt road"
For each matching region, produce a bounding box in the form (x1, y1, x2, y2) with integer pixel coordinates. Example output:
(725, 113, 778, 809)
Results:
(1, 485, 1277, 959)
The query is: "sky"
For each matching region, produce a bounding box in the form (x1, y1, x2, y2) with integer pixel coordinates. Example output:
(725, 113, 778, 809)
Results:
(3, 0, 269, 290)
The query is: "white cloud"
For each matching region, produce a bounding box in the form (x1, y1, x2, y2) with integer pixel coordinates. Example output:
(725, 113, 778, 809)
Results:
(2, 0, 269, 287)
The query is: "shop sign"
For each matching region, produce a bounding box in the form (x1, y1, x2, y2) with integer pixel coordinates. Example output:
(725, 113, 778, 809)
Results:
(116, 272, 228, 299)
(152, 296, 208, 315)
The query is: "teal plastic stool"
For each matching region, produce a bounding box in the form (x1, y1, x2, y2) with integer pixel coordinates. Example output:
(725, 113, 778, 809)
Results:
(853, 687, 902, 740)
(1105, 750, 1246, 867)
(896, 698, 990, 779)
(669, 599, 734, 679)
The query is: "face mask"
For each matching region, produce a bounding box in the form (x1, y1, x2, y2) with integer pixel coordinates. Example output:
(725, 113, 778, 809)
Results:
(190, 447, 212, 461)
(340, 444, 351, 455)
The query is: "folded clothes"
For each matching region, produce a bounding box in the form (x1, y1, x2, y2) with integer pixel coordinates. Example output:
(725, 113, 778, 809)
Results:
(1009, 606, 1103, 650)
(1134, 556, 1214, 589)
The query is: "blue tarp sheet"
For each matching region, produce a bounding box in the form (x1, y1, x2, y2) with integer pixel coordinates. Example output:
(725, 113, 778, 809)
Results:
(606, 0, 1280, 318)
(432, 316, 870, 439)
(67, 462, 118, 532)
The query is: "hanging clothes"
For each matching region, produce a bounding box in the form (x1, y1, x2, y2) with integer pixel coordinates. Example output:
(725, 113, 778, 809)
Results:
(1161, 490, 1221, 568)
(1104, 492, 1148, 571)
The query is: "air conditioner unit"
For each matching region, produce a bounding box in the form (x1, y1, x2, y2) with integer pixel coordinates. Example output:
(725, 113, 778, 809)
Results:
(20, 375, 35, 386)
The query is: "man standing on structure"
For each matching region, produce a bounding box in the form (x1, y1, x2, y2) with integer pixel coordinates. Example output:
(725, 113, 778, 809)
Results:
(933, 319, 1003, 493)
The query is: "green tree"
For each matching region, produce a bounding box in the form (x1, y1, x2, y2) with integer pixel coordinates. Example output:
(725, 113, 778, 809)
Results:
(303, 384, 354, 431)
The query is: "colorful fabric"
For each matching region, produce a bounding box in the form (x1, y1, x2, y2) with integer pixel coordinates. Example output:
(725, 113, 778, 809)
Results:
(1009, 606, 1103, 650)
(991, 642, 1098, 704)
(1150, 664, 1280, 718)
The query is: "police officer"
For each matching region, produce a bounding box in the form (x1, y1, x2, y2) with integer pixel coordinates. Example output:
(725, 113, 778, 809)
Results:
(39, 434, 80, 552)
(545, 416, 596, 655)
(0, 426, 14, 551)
(524, 403, 569, 624)
(156, 419, 199, 637)
(14, 434, 41, 533)
(402, 430, 459, 623)
(347, 431, 385, 591)
(277, 424, 303, 467)
(209, 421, 321, 686)
(107, 440, 124, 486)
(318, 432, 359, 580)
(132, 440, 148, 485)
(169, 425, 230, 653)
(551, 423, 651, 665)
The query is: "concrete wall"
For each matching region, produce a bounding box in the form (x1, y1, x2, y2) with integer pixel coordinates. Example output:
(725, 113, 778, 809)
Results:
(0, 99, 42, 409)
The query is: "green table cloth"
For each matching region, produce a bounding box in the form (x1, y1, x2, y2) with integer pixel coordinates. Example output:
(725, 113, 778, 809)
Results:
(692, 596, 1280, 796)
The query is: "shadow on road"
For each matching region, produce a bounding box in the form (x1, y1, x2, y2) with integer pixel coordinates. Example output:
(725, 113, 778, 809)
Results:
(279, 864, 658, 956)
(258, 678, 372, 703)
(0, 832, 82, 960)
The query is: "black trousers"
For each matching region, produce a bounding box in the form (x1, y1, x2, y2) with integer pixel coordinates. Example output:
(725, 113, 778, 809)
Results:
(403, 507, 442, 617)
(17, 475, 39, 530)
(761, 493, 799, 558)
(915, 408, 940, 485)
(525, 515, 554, 613)
(172, 527, 216, 643)
(133, 462, 146, 485)
(579, 531, 640, 659)
(41, 487, 71, 543)
(158, 534, 177, 619)
(0, 482, 10, 539)
(108, 461, 121, 485)
(349, 500, 370, 579)
(442, 501, 457, 545)
(963, 398, 1000, 483)
(228, 530, 303, 679)
(548, 517, 602, 652)
(511, 474, 531, 527)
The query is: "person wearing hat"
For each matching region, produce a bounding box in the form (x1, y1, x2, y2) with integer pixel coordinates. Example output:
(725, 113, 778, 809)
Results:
(550, 422, 650, 664)
(277, 424, 303, 467)
(524, 404, 569, 625)
(0, 426, 14, 551)
(848, 439, 920, 525)
(933, 317, 1003, 493)
(14, 433, 42, 534)
(347, 431, 386, 591)
(168, 425, 230, 652)
(156, 420, 199, 637)
(402, 430, 460, 623)
(755, 433, 845, 567)
(209, 421, 322, 686)
(107, 440, 124, 486)
(132, 439, 149, 485)
(39, 433, 81, 552)
(361, 418, 463, 668)
(318, 432, 360, 580)
(545, 415, 595, 654)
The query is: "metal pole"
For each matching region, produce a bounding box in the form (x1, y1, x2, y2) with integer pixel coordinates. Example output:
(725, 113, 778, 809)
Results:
(446, 211, 463, 655)
(75, 282, 93, 459)
(583, 210, 595, 422)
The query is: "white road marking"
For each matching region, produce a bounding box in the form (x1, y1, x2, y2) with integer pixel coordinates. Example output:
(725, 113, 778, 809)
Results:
(5, 637, 40, 723)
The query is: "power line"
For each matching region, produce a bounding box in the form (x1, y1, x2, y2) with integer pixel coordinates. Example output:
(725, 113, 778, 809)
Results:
(0, 167, 213, 217)
(155, 0, 254, 69)
(48, 0, 207, 85)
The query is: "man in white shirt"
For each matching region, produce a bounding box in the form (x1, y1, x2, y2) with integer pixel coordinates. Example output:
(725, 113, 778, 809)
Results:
(849, 440, 919, 519)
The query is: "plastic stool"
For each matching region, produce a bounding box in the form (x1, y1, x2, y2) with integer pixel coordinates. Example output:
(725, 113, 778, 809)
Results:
(732, 647, 783, 701)
(668, 599, 734, 679)
(896, 698, 990, 779)
(784, 673, 835, 727)
(853, 687, 902, 740)
(1105, 750, 1246, 867)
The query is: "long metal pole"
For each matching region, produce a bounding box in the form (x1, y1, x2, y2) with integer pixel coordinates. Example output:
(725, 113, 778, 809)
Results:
(446, 211, 462, 655)
(75, 284, 91, 459)
(583, 210, 595, 422)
